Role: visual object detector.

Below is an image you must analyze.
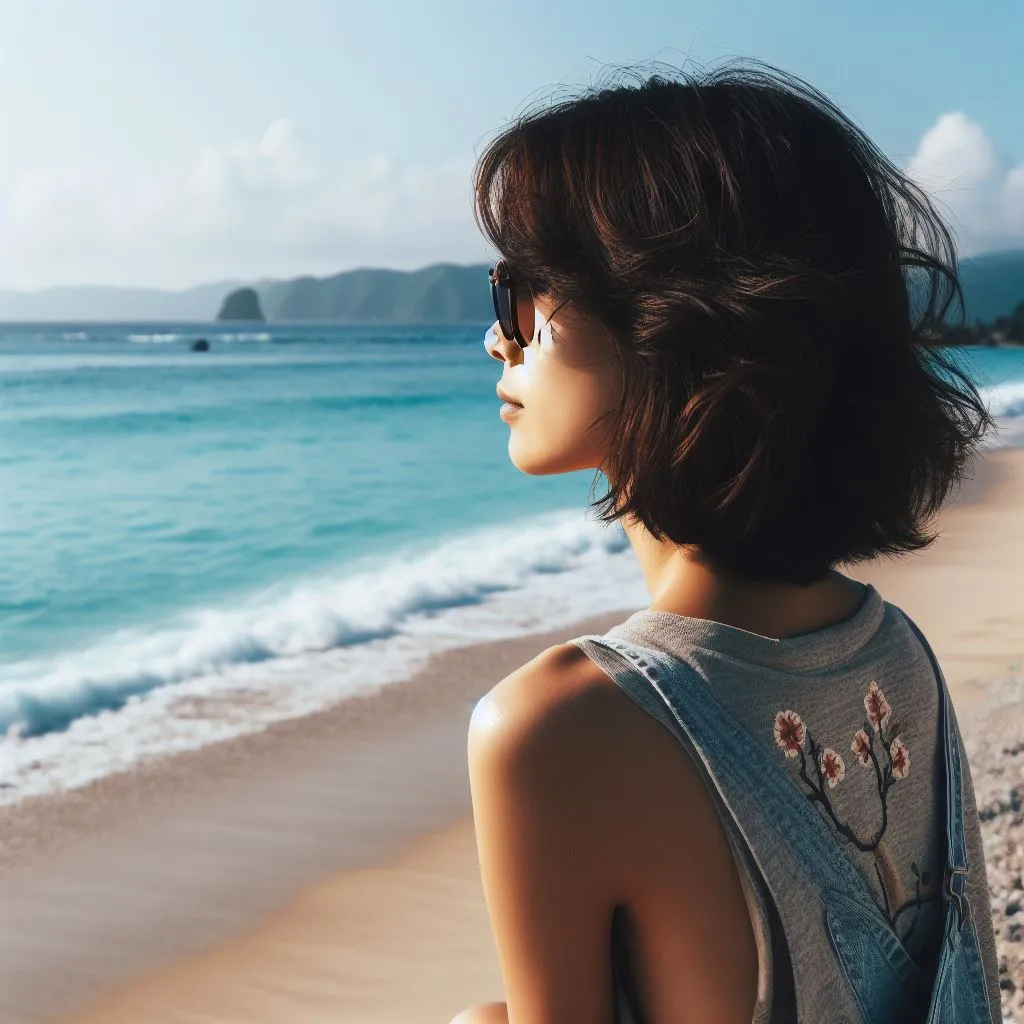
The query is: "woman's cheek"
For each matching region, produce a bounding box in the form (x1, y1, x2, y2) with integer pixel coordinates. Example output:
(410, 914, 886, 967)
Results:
(522, 325, 555, 375)
(537, 320, 555, 353)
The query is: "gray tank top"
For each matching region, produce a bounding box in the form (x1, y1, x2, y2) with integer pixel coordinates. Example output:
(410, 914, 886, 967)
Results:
(567, 582, 1001, 1023)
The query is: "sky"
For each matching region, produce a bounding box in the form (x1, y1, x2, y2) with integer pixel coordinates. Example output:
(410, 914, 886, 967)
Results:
(0, 0, 1021, 290)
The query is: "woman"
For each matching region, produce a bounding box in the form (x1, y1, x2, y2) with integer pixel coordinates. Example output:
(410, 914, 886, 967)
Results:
(452, 60, 1000, 1023)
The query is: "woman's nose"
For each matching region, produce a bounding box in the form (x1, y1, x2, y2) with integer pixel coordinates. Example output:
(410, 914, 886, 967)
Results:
(484, 322, 519, 363)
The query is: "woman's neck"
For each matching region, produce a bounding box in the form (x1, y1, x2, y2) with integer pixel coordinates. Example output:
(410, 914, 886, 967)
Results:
(624, 525, 866, 640)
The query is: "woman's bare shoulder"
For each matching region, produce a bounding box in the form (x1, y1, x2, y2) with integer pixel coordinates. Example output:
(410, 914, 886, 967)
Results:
(468, 639, 697, 817)
(468, 642, 629, 762)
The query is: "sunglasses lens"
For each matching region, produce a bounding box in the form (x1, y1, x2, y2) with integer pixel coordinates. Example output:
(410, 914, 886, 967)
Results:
(494, 282, 515, 343)
(515, 284, 536, 346)
(490, 265, 536, 348)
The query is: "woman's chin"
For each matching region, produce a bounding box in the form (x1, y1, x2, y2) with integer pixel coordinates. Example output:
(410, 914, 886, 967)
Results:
(507, 442, 583, 477)
(507, 446, 552, 476)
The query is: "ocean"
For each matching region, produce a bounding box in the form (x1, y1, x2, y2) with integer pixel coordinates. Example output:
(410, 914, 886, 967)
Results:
(1, 323, 1022, 803)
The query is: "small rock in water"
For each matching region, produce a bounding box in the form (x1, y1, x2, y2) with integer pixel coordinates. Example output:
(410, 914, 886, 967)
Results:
(191, 338, 210, 352)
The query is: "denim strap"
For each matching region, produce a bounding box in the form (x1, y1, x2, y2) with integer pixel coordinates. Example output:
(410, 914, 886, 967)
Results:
(890, 610, 970, 931)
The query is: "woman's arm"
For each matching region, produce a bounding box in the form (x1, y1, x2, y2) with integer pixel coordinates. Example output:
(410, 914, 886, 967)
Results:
(459, 645, 621, 1024)
(449, 641, 760, 1024)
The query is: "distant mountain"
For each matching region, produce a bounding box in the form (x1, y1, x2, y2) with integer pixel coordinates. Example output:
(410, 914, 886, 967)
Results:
(0, 264, 495, 323)
(0, 251, 1021, 324)
(258, 262, 493, 323)
(253, 253, 1023, 325)
(956, 250, 1024, 324)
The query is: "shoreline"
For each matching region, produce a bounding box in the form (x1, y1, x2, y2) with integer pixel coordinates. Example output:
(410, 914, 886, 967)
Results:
(1, 446, 1021, 1022)
(0, 607, 634, 1022)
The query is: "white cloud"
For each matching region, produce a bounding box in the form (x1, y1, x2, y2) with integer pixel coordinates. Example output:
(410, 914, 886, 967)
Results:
(0, 119, 489, 289)
(5, 111, 1019, 290)
(905, 111, 1024, 256)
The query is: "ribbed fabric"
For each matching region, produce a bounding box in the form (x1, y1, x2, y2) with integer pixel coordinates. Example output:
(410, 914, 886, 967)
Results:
(567, 582, 1001, 1023)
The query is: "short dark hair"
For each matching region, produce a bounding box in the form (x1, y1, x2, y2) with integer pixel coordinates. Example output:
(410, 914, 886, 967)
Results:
(473, 58, 994, 586)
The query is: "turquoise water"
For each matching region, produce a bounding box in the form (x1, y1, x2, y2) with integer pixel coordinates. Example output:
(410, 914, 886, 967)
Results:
(0, 325, 1021, 800)
(0, 324, 596, 664)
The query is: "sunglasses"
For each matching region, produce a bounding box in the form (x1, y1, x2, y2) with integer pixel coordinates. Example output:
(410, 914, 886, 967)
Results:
(488, 260, 536, 349)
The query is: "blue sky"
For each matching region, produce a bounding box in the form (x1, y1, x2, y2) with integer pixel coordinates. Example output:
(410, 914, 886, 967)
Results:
(0, 0, 1020, 288)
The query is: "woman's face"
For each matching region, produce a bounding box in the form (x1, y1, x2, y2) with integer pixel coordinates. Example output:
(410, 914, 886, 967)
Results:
(484, 291, 623, 476)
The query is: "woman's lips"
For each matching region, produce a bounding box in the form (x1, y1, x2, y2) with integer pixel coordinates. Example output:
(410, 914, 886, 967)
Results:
(496, 385, 523, 406)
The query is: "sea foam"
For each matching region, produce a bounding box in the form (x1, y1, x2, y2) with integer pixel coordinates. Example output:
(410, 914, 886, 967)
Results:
(987, 380, 1024, 447)
(125, 331, 272, 344)
(988, 379, 1024, 419)
(0, 509, 647, 804)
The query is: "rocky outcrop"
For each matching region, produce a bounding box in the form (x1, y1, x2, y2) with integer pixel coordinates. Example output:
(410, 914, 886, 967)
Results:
(216, 288, 265, 322)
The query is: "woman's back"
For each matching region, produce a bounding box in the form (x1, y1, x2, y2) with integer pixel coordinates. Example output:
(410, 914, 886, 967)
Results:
(567, 582, 1001, 1022)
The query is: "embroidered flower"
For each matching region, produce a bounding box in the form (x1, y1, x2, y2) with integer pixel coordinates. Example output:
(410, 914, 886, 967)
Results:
(773, 709, 805, 758)
(851, 729, 872, 767)
(864, 680, 892, 732)
(820, 747, 846, 788)
(890, 737, 910, 778)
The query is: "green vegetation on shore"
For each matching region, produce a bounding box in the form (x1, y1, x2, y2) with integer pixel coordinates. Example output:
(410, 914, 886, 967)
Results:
(929, 300, 1024, 347)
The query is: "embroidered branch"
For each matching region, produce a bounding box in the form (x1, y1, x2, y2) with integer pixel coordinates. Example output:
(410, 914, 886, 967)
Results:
(771, 680, 939, 934)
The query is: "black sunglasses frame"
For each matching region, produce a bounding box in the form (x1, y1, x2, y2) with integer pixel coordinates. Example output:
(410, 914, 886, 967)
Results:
(488, 261, 534, 349)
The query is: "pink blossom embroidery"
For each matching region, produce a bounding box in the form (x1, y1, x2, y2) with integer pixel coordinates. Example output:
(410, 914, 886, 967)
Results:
(864, 680, 892, 732)
(851, 729, 872, 767)
(891, 737, 910, 779)
(771, 679, 938, 945)
(773, 709, 805, 758)
(820, 748, 846, 788)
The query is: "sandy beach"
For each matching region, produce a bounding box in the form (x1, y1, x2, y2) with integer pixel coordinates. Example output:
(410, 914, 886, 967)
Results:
(1, 446, 1020, 1023)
